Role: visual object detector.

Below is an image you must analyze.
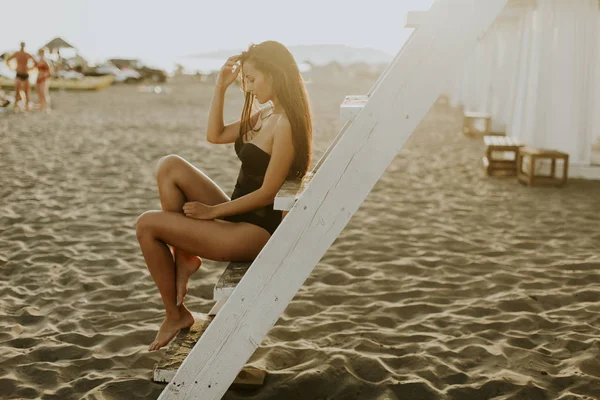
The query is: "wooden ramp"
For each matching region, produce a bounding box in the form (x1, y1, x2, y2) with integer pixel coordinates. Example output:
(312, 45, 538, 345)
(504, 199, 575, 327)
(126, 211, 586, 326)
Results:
(158, 1, 507, 398)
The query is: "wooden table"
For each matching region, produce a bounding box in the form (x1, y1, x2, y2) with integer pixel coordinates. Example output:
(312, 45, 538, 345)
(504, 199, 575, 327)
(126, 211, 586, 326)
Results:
(482, 135, 522, 176)
(517, 147, 569, 186)
(463, 111, 492, 137)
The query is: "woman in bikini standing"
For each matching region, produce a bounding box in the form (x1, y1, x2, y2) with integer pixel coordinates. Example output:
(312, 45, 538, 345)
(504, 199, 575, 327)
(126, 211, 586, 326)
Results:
(136, 41, 313, 351)
(35, 48, 52, 112)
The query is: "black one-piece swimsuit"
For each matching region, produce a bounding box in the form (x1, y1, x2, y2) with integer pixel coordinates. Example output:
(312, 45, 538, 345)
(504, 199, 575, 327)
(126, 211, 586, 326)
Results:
(222, 135, 282, 235)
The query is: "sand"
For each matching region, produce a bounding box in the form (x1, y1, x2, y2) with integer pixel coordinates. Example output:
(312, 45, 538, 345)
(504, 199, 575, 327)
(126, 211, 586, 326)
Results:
(1, 74, 599, 400)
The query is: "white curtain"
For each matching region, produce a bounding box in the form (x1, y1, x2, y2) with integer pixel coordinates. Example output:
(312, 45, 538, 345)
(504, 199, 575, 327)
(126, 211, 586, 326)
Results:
(446, 10, 524, 133)
(505, 5, 538, 144)
(591, 12, 600, 163)
(447, 0, 600, 165)
(507, 0, 599, 165)
(487, 16, 522, 133)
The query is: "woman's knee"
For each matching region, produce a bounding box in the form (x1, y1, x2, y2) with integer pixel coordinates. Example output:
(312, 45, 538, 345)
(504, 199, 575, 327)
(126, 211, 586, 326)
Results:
(155, 154, 185, 181)
(136, 210, 160, 240)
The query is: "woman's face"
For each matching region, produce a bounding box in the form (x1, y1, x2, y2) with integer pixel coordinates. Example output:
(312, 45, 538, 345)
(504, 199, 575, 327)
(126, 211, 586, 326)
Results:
(243, 61, 273, 104)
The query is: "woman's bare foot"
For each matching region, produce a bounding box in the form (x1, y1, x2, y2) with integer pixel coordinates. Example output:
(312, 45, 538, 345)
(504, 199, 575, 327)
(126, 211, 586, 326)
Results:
(174, 250, 202, 306)
(148, 306, 195, 351)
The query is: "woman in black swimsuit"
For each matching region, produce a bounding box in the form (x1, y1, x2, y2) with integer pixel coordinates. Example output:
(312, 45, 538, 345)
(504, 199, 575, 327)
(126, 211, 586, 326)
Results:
(136, 41, 312, 351)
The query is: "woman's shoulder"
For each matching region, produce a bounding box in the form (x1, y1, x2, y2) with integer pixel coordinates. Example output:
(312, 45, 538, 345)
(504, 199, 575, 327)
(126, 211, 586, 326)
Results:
(270, 114, 292, 141)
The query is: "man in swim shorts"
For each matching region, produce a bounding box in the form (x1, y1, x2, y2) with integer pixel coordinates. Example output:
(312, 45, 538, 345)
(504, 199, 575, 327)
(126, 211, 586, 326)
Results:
(5, 42, 36, 111)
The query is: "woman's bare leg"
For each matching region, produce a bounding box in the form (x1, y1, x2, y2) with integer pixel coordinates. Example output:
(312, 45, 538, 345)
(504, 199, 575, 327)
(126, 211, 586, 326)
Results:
(136, 218, 195, 351)
(44, 81, 51, 111)
(155, 155, 230, 305)
(136, 211, 270, 351)
(36, 82, 46, 111)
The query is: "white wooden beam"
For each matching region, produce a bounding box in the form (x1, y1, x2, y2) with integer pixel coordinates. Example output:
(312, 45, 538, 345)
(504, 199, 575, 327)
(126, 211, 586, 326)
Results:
(207, 300, 226, 316)
(405, 11, 428, 28)
(158, 1, 507, 398)
(406, 0, 535, 29)
(322, 32, 412, 171)
(213, 262, 250, 302)
(340, 95, 369, 122)
(273, 172, 313, 211)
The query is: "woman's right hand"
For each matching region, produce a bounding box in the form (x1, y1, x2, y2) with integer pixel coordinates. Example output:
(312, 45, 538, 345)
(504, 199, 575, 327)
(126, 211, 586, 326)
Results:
(216, 55, 241, 90)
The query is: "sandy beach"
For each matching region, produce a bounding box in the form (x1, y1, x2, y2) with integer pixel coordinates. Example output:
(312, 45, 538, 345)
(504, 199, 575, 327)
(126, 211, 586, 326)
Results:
(1, 75, 599, 400)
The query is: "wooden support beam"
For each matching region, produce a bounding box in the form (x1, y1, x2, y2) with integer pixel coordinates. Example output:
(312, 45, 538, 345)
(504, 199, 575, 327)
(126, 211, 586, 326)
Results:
(340, 95, 369, 122)
(158, 1, 507, 398)
(405, 11, 428, 28)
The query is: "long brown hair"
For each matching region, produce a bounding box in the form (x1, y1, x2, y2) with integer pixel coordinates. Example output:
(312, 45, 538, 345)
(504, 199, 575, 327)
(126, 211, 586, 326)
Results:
(239, 41, 312, 180)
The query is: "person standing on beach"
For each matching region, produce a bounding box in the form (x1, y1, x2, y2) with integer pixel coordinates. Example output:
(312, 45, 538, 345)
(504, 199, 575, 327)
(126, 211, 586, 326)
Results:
(5, 42, 36, 111)
(35, 48, 53, 112)
(136, 41, 313, 351)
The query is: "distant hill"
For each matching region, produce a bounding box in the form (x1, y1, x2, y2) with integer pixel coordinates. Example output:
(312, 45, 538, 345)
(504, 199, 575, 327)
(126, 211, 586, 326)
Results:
(185, 44, 393, 65)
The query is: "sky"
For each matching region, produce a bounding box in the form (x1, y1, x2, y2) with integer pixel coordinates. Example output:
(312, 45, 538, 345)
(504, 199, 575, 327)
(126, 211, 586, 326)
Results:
(2, 0, 433, 68)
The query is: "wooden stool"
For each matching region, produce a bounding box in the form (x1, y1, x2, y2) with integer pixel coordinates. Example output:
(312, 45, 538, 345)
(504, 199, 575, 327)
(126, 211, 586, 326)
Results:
(517, 147, 569, 186)
(482, 136, 522, 176)
(463, 111, 492, 137)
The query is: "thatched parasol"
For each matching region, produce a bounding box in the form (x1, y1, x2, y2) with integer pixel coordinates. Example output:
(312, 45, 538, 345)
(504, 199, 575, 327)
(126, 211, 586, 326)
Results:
(39, 37, 88, 71)
(42, 37, 76, 52)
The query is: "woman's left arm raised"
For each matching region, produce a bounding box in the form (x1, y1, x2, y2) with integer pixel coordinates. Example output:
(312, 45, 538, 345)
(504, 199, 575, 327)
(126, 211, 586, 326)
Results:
(183, 117, 295, 220)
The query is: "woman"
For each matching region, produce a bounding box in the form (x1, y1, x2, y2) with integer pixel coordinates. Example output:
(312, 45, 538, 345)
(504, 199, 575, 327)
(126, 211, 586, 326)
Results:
(136, 41, 313, 351)
(35, 48, 52, 112)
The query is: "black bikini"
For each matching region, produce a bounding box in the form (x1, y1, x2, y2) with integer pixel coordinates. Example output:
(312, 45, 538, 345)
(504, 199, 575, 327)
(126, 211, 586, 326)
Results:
(222, 135, 283, 235)
(16, 73, 29, 81)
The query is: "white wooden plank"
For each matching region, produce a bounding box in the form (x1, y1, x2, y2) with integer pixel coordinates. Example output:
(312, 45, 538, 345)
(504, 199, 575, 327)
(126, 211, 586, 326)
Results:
(158, 1, 507, 399)
(464, 111, 492, 119)
(208, 300, 226, 316)
(320, 31, 417, 177)
(405, 10, 429, 28)
(340, 95, 369, 121)
(406, 0, 535, 29)
(273, 173, 314, 211)
(154, 369, 177, 384)
(273, 180, 302, 211)
(314, 26, 412, 171)
(273, 195, 295, 211)
(213, 262, 250, 302)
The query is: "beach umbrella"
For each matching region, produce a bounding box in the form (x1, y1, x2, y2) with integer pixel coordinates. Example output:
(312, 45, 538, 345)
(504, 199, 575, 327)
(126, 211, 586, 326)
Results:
(42, 37, 76, 52)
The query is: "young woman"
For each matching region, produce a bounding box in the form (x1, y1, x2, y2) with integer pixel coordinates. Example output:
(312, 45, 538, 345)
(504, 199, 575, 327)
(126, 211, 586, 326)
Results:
(35, 48, 52, 112)
(136, 41, 313, 351)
